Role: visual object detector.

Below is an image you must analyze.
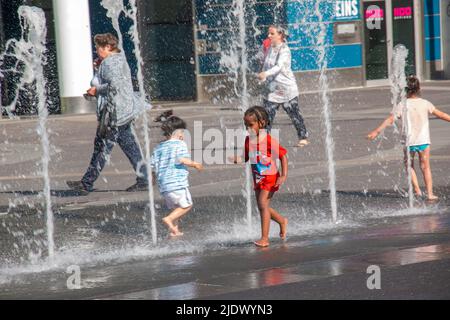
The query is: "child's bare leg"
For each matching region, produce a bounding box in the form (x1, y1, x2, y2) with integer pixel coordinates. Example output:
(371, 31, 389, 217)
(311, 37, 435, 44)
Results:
(404, 150, 421, 196)
(418, 148, 437, 200)
(162, 206, 192, 235)
(266, 191, 287, 239)
(269, 208, 287, 240)
(410, 166, 422, 196)
(255, 190, 271, 247)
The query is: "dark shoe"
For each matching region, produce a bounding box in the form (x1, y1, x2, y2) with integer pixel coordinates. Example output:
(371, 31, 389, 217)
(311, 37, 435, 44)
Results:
(66, 180, 90, 196)
(154, 109, 173, 122)
(126, 182, 148, 192)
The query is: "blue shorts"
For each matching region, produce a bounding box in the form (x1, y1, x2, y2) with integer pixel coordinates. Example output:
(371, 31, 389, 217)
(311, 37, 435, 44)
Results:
(408, 144, 430, 152)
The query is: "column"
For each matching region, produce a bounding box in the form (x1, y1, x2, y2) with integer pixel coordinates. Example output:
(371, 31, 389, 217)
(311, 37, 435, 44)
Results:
(413, 0, 424, 80)
(52, 0, 94, 113)
(442, 0, 450, 78)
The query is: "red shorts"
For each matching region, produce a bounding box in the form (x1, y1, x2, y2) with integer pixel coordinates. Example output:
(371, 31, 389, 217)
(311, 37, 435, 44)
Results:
(253, 173, 279, 192)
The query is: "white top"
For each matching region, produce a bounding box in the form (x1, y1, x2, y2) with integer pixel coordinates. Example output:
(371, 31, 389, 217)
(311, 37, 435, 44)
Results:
(262, 43, 299, 103)
(392, 98, 436, 146)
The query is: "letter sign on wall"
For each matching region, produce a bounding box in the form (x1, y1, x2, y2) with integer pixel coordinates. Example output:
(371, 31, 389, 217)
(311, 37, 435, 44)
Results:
(335, 0, 360, 21)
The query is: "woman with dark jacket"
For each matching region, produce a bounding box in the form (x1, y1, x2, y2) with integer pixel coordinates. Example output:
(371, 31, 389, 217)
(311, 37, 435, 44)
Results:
(67, 33, 148, 194)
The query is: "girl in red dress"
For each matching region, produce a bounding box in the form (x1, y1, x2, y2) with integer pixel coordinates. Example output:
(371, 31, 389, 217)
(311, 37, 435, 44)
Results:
(232, 106, 289, 247)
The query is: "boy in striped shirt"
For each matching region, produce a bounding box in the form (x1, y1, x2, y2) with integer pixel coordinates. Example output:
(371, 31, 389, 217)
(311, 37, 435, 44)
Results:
(152, 114, 203, 237)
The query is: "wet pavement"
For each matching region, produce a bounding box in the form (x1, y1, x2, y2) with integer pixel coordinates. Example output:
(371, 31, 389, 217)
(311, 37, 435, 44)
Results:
(1, 209, 450, 299)
(1, 83, 450, 299)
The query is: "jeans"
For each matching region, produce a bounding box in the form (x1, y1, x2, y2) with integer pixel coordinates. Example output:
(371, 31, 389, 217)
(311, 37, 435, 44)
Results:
(263, 97, 308, 140)
(81, 122, 148, 191)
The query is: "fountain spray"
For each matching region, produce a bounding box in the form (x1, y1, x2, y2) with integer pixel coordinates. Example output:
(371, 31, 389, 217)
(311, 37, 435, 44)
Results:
(220, 0, 253, 231)
(315, 0, 338, 222)
(0, 6, 55, 260)
(100, 0, 157, 243)
(390, 44, 412, 208)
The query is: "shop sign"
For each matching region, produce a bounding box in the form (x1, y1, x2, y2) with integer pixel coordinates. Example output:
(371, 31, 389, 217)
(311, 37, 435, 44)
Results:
(393, 6, 412, 20)
(335, 0, 360, 20)
(365, 5, 384, 30)
(365, 7, 384, 21)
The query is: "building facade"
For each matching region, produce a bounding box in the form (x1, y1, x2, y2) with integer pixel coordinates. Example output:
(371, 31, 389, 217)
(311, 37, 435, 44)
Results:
(194, 0, 450, 102)
(0, 0, 449, 113)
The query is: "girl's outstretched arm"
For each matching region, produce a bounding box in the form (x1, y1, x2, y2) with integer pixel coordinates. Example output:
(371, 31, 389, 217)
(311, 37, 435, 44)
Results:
(432, 108, 450, 122)
(367, 114, 395, 140)
(275, 155, 288, 188)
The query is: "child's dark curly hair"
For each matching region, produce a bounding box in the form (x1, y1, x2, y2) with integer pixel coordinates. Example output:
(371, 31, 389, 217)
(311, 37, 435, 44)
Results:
(406, 75, 421, 97)
(158, 112, 186, 137)
(244, 106, 270, 128)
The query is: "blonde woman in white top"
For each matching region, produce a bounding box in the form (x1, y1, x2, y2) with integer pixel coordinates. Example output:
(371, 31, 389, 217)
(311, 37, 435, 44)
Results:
(258, 25, 309, 147)
(368, 76, 450, 201)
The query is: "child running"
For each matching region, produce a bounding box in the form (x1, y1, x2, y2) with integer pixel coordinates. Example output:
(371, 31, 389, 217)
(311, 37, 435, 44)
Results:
(151, 113, 203, 236)
(231, 106, 288, 247)
(367, 75, 450, 201)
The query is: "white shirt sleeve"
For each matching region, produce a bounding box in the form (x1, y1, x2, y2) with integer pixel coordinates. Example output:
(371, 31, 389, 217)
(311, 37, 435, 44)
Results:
(265, 46, 291, 77)
(427, 100, 436, 114)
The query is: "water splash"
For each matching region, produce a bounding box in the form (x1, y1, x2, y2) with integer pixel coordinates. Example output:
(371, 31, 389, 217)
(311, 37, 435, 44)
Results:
(390, 44, 412, 208)
(219, 0, 253, 230)
(314, 1, 338, 222)
(0, 6, 55, 261)
(126, 0, 157, 244)
(0, 8, 43, 116)
(100, 0, 157, 243)
(100, 0, 125, 51)
(273, 1, 284, 24)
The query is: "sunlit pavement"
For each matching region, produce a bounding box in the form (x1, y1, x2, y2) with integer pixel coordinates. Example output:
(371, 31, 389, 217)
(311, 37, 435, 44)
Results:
(1, 82, 450, 299)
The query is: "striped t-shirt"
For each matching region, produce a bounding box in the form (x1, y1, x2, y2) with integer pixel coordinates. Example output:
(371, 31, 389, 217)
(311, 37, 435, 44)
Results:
(151, 139, 190, 193)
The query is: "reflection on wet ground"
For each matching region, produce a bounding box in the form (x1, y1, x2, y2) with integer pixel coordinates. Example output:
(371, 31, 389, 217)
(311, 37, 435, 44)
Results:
(103, 241, 450, 300)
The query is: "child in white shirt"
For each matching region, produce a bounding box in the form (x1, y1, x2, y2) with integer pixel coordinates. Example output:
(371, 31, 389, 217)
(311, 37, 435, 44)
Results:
(368, 76, 450, 201)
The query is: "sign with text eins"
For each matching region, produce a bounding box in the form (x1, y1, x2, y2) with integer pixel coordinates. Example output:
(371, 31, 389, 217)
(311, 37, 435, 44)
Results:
(335, 0, 360, 21)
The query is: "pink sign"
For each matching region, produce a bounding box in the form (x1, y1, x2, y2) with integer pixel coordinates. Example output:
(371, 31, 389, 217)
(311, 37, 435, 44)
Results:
(394, 7, 412, 18)
(365, 8, 384, 19)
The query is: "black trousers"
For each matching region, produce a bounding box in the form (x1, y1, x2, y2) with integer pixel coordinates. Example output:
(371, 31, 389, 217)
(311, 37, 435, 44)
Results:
(81, 122, 148, 191)
(263, 96, 308, 140)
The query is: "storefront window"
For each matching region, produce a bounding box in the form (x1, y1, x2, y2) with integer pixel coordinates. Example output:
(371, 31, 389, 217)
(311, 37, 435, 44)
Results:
(392, 0, 416, 75)
(364, 1, 388, 80)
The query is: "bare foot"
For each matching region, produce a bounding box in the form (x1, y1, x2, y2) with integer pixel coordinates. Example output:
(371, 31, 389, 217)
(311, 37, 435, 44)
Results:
(297, 139, 309, 147)
(279, 217, 288, 240)
(162, 217, 178, 234)
(254, 239, 269, 247)
(427, 195, 439, 201)
(414, 189, 423, 197)
(169, 225, 183, 237)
